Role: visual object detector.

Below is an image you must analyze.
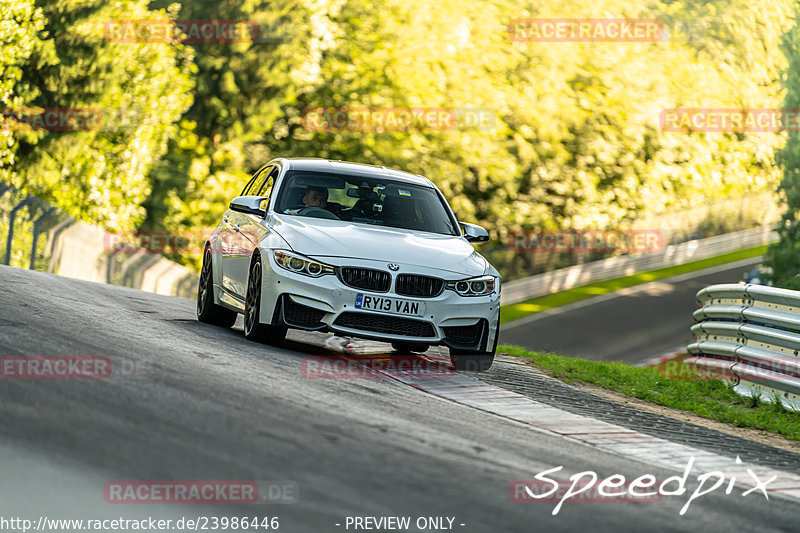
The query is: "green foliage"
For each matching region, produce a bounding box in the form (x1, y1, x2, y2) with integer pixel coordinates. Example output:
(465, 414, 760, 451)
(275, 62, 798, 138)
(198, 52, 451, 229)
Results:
(502, 344, 800, 439)
(0, 0, 46, 179)
(766, 8, 800, 290)
(7, 0, 194, 231)
(143, 0, 323, 236)
(265, 0, 790, 243)
(3, 0, 797, 274)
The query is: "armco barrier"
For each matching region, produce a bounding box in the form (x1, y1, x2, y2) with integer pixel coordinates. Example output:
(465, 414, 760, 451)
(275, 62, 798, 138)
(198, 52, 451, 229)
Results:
(0, 182, 196, 298)
(502, 226, 776, 305)
(688, 283, 800, 410)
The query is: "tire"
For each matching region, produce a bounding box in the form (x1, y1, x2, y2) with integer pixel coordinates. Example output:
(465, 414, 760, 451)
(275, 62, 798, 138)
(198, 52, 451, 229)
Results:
(448, 322, 499, 372)
(244, 253, 287, 346)
(197, 247, 237, 328)
(391, 342, 430, 353)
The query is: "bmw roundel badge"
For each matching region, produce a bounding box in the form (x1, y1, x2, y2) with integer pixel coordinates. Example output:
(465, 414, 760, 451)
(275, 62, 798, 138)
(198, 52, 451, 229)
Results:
(388, 263, 399, 271)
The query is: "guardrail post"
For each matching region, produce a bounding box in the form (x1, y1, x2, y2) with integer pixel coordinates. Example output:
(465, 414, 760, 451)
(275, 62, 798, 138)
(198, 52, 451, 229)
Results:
(4, 196, 32, 266)
(30, 206, 56, 270)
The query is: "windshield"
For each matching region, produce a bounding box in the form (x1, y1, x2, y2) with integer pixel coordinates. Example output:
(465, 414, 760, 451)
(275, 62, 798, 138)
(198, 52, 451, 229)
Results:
(274, 170, 459, 236)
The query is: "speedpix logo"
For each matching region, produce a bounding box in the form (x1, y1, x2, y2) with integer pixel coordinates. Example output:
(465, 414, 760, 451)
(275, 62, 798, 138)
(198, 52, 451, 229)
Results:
(511, 457, 775, 515)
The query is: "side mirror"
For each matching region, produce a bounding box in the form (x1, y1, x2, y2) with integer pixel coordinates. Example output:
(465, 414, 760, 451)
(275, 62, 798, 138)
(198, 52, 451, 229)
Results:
(230, 196, 268, 218)
(460, 222, 489, 243)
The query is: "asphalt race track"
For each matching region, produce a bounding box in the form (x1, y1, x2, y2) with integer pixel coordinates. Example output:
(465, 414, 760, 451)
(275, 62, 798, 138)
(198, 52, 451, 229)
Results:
(500, 258, 762, 364)
(1, 265, 798, 532)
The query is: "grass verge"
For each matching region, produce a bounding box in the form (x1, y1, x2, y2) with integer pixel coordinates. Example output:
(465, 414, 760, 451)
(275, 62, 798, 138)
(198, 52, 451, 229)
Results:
(500, 245, 767, 324)
(501, 344, 800, 441)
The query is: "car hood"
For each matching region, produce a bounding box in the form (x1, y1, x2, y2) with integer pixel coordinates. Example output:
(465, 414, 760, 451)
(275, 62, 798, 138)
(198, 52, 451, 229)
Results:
(269, 214, 487, 276)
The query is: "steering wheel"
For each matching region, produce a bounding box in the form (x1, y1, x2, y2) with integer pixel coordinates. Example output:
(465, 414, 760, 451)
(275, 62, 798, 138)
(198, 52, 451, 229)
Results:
(297, 206, 340, 220)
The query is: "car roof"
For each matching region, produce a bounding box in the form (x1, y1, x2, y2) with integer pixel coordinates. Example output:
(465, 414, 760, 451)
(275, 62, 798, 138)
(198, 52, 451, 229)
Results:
(273, 158, 434, 188)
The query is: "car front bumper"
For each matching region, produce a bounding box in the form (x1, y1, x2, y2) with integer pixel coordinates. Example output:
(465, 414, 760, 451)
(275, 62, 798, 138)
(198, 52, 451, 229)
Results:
(259, 254, 500, 351)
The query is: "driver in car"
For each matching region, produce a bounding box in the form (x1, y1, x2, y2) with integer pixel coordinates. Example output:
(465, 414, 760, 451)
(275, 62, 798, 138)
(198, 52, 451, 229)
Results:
(302, 186, 328, 209)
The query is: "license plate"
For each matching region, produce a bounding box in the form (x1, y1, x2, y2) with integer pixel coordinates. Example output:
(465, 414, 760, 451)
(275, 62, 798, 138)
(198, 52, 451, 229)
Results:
(354, 293, 425, 317)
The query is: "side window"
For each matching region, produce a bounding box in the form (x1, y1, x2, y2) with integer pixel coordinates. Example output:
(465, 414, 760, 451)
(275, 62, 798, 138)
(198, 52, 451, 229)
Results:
(242, 165, 278, 196)
(254, 167, 279, 200)
(241, 168, 263, 196)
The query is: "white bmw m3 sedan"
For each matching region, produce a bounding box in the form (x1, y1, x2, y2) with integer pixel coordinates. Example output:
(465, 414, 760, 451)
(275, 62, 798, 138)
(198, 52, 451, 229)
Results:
(197, 158, 501, 371)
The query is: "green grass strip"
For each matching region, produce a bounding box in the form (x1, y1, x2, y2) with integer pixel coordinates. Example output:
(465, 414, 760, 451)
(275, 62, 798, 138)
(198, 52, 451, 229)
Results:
(500, 344, 800, 441)
(500, 245, 768, 324)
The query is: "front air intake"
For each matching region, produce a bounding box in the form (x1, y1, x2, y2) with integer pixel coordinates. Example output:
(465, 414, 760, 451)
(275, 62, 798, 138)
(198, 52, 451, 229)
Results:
(395, 274, 445, 298)
(337, 267, 391, 292)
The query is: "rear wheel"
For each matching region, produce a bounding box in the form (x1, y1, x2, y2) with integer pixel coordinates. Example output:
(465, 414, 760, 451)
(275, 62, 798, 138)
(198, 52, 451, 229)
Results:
(244, 254, 287, 346)
(391, 342, 430, 354)
(449, 322, 498, 372)
(197, 247, 237, 328)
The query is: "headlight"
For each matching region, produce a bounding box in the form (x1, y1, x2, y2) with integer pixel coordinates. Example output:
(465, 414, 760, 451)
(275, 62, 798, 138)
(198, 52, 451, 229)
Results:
(446, 275, 497, 297)
(273, 250, 335, 278)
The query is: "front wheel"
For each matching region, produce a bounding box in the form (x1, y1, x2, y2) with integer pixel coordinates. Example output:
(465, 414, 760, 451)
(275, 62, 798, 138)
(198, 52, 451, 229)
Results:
(197, 247, 237, 328)
(244, 254, 287, 346)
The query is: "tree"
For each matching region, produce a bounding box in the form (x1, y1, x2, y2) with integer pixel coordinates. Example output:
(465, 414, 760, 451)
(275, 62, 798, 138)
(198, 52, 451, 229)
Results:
(143, 0, 332, 245)
(0, 0, 46, 181)
(8, 0, 793, 281)
(10, 0, 193, 230)
(765, 11, 800, 290)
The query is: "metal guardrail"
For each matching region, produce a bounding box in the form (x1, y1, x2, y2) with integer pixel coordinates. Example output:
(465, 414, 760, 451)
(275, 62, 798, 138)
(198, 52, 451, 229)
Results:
(688, 283, 800, 410)
(503, 226, 777, 305)
(0, 182, 196, 298)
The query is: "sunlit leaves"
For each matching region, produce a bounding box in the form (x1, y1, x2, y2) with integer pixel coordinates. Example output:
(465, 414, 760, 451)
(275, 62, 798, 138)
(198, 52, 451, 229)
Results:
(8, 0, 194, 230)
